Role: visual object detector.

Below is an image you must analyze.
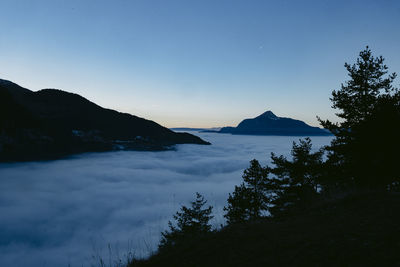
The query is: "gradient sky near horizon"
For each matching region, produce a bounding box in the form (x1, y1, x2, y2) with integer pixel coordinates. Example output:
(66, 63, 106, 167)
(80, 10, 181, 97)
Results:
(1, 0, 399, 128)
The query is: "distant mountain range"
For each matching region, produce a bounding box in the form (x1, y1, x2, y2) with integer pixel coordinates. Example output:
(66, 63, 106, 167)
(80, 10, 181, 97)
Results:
(217, 111, 331, 136)
(0, 79, 209, 161)
(170, 127, 222, 132)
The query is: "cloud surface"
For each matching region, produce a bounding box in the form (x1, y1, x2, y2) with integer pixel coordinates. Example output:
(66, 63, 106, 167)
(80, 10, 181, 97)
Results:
(0, 132, 332, 267)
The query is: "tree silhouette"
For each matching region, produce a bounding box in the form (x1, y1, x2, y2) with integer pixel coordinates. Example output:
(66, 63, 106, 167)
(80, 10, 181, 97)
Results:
(159, 192, 213, 249)
(319, 46, 400, 189)
(328, 47, 396, 127)
(269, 138, 324, 216)
(224, 159, 271, 224)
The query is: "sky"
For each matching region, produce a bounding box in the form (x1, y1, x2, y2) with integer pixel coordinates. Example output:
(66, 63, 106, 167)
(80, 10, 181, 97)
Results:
(0, 0, 399, 128)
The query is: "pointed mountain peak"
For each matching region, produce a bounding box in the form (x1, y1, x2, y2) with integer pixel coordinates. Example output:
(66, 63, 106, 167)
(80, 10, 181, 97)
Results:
(220, 110, 331, 136)
(256, 110, 278, 120)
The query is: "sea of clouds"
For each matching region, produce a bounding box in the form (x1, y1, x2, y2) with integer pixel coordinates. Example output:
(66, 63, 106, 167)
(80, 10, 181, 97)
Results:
(0, 132, 332, 267)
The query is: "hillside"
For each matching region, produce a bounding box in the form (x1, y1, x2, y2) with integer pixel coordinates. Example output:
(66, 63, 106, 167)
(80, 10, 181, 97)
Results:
(131, 192, 400, 267)
(0, 79, 209, 161)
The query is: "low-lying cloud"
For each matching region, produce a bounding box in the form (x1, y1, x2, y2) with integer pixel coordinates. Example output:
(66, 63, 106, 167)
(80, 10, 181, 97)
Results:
(0, 132, 332, 267)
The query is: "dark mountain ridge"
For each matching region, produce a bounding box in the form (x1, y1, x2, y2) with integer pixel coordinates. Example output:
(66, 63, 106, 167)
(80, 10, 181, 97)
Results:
(0, 79, 209, 161)
(219, 111, 330, 136)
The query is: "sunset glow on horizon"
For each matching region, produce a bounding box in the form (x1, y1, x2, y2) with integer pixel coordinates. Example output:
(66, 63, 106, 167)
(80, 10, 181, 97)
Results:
(1, 0, 399, 128)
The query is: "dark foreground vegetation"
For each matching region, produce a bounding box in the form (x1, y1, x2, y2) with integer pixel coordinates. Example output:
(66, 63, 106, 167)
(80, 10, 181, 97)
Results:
(129, 47, 400, 266)
(132, 192, 400, 267)
(0, 80, 209, 162)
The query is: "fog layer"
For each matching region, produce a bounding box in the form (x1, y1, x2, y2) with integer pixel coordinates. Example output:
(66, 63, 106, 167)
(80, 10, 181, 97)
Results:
(0, 132, 332, 267)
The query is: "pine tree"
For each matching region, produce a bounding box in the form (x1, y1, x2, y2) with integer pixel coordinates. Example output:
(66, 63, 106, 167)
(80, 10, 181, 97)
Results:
(318, 47, 400, 189)
(224, 159, 271, 224)
(320, 46, 397, 129)
(270, 138, 324, 216)
(159, 192, 213, 249)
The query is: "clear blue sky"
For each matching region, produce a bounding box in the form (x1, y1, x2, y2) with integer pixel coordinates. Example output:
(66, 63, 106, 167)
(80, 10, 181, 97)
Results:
(1, 0, 399, 128)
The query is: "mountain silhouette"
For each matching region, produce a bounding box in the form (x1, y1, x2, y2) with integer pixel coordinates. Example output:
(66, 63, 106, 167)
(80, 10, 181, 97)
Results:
(219, 111, 330, 136)
(0, 79, 209, 161)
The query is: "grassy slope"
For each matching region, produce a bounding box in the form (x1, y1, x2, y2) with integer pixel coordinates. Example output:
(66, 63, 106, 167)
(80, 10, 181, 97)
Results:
(131, 192, 400, 267)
